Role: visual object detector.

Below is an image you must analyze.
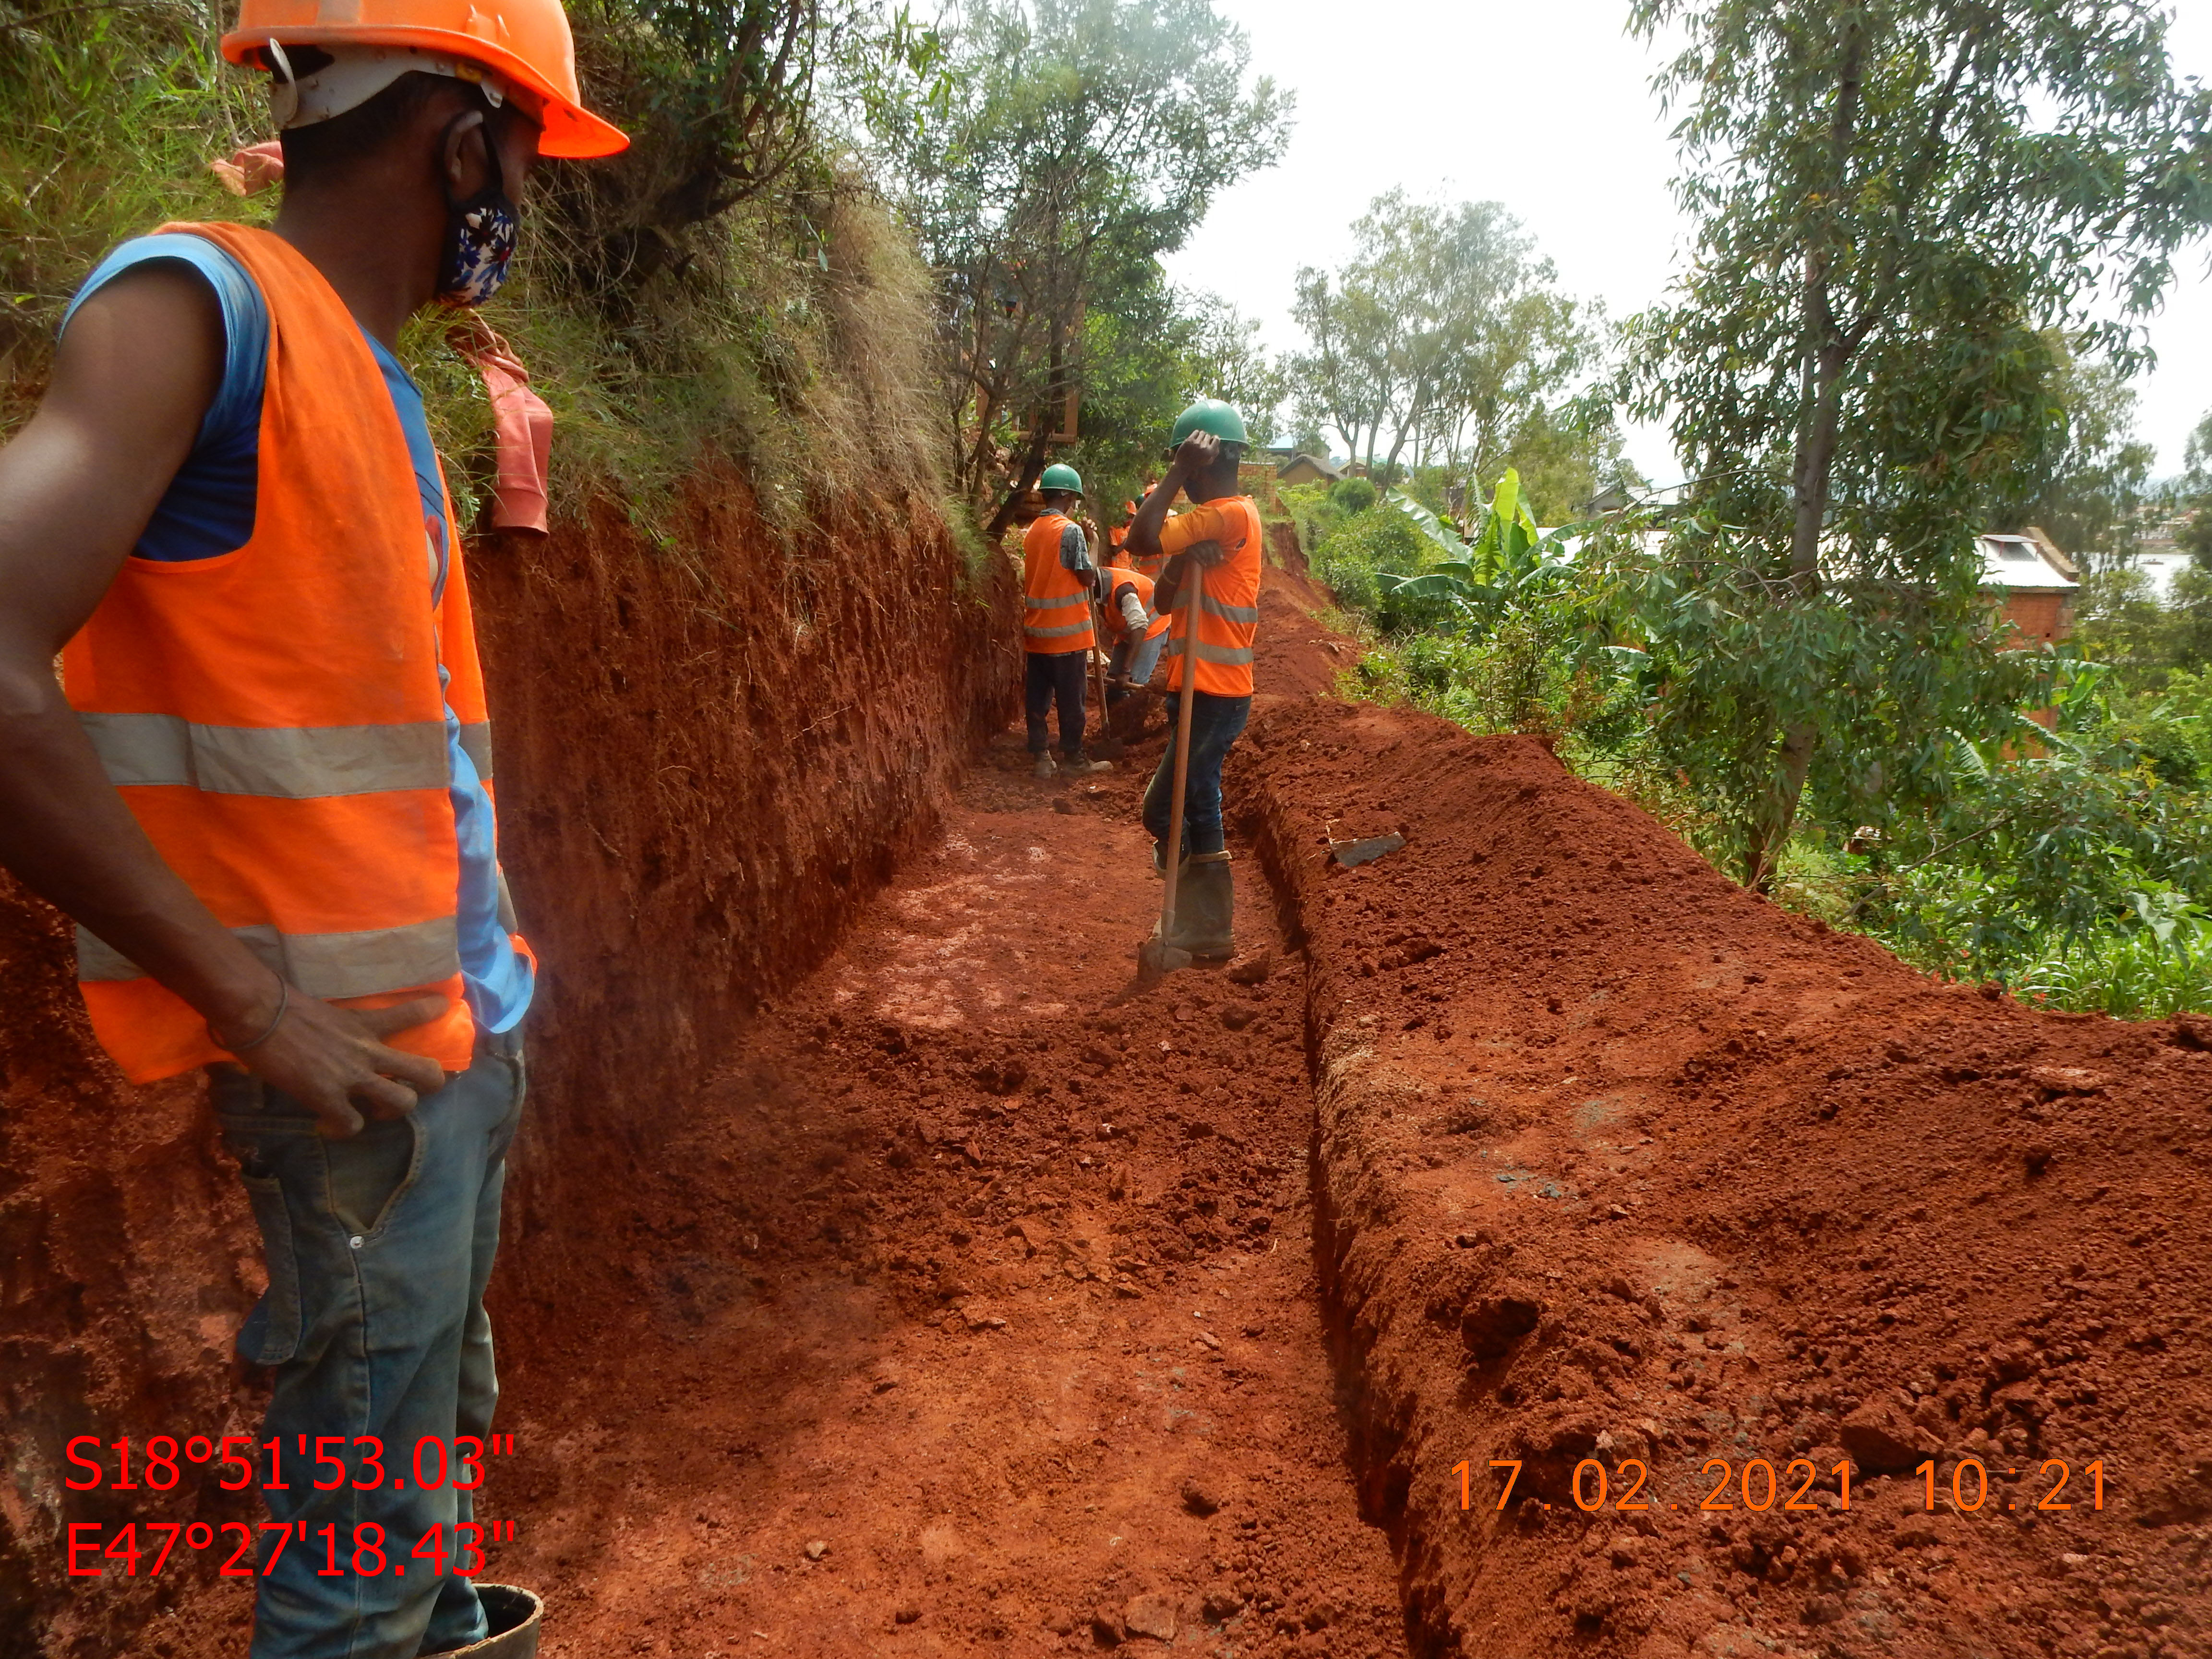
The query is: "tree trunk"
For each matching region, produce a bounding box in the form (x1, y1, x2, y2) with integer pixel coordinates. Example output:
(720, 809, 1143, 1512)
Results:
(1745, 20, 1863, 893)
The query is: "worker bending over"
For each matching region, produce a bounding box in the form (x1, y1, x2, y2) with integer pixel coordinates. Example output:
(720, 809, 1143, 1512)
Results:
(1021, 463, 1112, 780)
(0, 3, 625, 1653)
(1101, 553, 1168, 715)
(1123, 400, 1263, 957)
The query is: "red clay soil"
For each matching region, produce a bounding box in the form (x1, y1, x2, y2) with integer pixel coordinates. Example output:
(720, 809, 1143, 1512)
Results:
(1237, 700, 2212, 1658)
(472, 730, 1408, 1657)
(14, 519, 2212, 1659)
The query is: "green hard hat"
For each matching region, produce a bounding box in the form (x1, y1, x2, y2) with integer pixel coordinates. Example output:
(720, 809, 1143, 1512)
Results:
(1170, 398, 1250, 447)
(1039, 463, 1083, 493)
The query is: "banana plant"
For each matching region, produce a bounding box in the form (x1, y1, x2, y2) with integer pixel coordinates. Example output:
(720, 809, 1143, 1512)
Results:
(1373, 469, 1575, 625)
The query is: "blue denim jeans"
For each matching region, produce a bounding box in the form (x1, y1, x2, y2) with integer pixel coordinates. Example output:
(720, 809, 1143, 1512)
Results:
(1024, 649, 1089, 757)
(1107, 631, 1166, 704)
(214, 1037, 524, 1659)
(1142, 689, 1252, 858)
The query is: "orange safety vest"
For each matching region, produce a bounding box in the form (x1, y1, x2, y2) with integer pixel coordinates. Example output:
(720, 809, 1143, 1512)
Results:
(1021, 512, 1096, 654)
(60, 222, 517, 1083)
(1163, 496, 1263, 698)
(1103, 562, 1169, 642)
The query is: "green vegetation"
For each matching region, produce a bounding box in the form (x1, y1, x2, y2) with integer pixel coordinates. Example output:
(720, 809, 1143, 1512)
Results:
(0, 0, 1282, 549)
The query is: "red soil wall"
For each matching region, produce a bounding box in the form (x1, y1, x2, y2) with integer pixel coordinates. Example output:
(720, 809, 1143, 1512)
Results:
(0, 481, 1018, 1655)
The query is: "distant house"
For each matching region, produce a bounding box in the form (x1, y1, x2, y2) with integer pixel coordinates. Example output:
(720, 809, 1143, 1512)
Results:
(1276, 453, 1343, 488)
(1979, 527, 2077, 648)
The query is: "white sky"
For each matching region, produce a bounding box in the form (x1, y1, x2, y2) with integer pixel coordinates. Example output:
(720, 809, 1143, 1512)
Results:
(1162, 0, 2212, 484)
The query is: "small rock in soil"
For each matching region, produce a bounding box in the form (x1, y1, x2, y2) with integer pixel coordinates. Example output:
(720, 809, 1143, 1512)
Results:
(1221, 1005, 1256, 1031)
(1092, 1604, 1127, 1644)
(1226, 952, 1274, 985)
(1123, 1592, 1178, 1642)
(1182, 1478, 1224, 1516)
(894, 1606, 921, 1625)
(803, 1539, 828, 1561)
(1052, 797, 1075, 815)
(1201, 1586, 1245, 1622)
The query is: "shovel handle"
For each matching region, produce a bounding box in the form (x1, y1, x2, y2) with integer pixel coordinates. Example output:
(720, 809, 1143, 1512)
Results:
(1158, 564, 1203, 942)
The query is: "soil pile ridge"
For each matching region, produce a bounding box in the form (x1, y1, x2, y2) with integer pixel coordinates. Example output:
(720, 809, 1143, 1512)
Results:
(1237, 697, 2212, 1657)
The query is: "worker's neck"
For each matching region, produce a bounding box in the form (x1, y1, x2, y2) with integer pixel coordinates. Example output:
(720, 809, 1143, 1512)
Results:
(1185, 468, 1242, 505)
(273, 177, 443, 350)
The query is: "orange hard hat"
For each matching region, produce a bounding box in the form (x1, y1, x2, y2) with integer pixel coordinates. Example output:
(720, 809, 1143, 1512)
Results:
(222, 0, 628, 158)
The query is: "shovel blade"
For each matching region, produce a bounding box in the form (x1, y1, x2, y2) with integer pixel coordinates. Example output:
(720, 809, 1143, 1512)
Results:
(1135, 935, 1193, 986)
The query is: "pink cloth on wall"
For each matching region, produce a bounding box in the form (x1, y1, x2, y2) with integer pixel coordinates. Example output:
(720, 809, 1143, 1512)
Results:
(209, 141, 286, 196)
(447, 323, 553, 535)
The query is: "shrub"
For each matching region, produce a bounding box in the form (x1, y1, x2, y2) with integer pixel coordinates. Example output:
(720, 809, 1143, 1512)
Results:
(1329, 475, 1377, 514)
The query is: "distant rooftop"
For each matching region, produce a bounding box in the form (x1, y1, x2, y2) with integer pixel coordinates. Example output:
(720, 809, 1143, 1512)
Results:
(1978, 532, 2076, 593)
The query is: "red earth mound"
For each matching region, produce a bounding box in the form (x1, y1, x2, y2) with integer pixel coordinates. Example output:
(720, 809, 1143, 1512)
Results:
(1235, 698, 2212, 1657)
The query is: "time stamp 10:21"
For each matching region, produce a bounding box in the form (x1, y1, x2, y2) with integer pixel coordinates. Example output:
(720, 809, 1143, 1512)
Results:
(1457, 1456, 2107, 1515)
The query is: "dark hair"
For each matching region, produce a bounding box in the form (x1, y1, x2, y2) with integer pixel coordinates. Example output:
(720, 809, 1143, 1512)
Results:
(278, 67, 488, 187)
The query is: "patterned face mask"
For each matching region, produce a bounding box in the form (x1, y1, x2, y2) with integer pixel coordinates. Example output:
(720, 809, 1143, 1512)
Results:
(436, 113, 518, 308)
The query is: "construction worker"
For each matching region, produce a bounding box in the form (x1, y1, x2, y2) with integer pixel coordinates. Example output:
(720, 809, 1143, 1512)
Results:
(1101, 552, 1169, 714)
(0, 5, 624, 1655)
(1123, 400, 1263, 957)
(1022, 462, 1112, 779)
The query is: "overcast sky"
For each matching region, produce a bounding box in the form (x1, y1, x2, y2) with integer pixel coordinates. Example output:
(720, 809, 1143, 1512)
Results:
(1161, 0, 2212, 484)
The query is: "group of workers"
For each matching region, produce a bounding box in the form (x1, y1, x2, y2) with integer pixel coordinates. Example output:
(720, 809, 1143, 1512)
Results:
(0, 0, 1263, 1648)
(1018, 401, 1265, 958)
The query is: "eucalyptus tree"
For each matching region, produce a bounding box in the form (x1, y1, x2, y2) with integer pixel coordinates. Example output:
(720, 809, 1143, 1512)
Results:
(1621, 0, 2212, 887)
(862, 0, 1289, 528)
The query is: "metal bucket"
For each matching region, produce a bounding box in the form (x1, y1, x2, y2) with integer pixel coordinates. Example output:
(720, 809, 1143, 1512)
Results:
(434, 1585, 542, 1659)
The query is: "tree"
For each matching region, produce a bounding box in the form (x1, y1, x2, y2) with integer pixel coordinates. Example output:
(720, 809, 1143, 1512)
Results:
(1624, 0, 2212, 887)
(554, 0, 823, 295)
(1988, 349, 2154, 570)
(1288, 193, 1592, 497)
(862, 0, 1289, 528)
(1174, 289, 1288, 445)
(2180, 409, 2212, 565)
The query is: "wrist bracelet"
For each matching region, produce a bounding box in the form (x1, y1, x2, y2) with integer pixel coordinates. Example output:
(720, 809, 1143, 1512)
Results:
(210, 980, 290, 1055)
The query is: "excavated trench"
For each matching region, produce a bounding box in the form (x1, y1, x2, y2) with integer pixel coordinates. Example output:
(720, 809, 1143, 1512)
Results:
(7, 506, 2211, 1659)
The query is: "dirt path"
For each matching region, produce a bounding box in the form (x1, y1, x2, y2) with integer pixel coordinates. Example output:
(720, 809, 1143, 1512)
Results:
(488, 727, 1409, 1657)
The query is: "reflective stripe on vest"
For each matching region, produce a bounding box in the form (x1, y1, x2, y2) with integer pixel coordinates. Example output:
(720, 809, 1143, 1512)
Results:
(76, 915, 460, 999)
(1199, 592, 1260, 626)
(59, 222, 493, 1084)
(80, 711, 452, 797)
(1165, 634, 1258, 666)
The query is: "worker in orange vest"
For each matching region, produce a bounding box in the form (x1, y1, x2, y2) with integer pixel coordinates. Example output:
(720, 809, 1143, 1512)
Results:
(1123, 401, 1263, 958)
(0, 3, 624, 1653)
(1022, 463, 1113, 779)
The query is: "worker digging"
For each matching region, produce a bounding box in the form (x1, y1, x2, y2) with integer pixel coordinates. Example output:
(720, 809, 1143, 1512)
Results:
(1127, 400, 1265, 972)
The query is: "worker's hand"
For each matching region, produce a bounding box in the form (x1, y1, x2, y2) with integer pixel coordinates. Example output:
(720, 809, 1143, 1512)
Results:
(1171, 430, 1222, 476)
(1183, 538, 1229, 569)
(228, 992, 453, 1139)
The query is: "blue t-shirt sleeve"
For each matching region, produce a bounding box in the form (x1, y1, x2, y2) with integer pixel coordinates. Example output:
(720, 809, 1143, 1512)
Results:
(62, 235, 266, 561)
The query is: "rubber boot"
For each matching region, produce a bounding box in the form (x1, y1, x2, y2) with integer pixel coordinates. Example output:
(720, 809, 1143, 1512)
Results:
(1166, 850, 1235, 959)
(1031, 752, 1058, 781)
(1063, 748, 1114, 775)
(430, 1585, 542, 1657)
